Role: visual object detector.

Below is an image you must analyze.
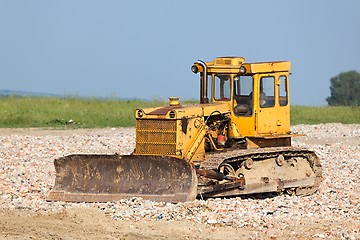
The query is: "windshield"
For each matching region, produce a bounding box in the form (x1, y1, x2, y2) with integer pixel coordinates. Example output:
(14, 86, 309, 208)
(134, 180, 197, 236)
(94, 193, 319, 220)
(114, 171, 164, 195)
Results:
(213, 74, 231, 101)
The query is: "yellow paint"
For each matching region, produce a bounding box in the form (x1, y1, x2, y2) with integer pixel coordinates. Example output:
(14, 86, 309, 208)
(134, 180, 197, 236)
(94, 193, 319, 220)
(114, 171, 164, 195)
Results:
(134, 57, 293, 162)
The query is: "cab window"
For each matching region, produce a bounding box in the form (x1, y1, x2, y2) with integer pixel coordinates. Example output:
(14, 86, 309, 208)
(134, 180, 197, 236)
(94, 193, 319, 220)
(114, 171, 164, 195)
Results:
(214, 75, 230, 101)
(279, 75, 288, 106)
(233, 75, 253, 116)
(260, 76, 275, 108)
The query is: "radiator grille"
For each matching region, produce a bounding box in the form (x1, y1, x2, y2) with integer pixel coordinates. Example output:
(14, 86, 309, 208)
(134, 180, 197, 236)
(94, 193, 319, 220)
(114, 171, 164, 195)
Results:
(135, 119, 177, 155)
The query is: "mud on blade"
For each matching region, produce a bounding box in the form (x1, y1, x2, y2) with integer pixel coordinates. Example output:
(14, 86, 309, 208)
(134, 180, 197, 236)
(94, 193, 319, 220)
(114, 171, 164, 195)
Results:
(47, 154, 198, 203)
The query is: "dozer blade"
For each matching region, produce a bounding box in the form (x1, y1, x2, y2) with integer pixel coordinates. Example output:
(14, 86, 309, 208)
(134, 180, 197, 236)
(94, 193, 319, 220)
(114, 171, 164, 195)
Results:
(47, 154, 198, 203)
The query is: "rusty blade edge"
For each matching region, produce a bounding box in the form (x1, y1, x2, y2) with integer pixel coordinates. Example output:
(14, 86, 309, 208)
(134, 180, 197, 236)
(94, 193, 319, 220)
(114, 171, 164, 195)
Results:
(47, 191, 191, 203)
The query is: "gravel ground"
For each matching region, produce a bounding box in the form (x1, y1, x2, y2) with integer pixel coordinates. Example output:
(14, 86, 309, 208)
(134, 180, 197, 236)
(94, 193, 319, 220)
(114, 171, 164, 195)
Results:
(0, 124, 359, 239)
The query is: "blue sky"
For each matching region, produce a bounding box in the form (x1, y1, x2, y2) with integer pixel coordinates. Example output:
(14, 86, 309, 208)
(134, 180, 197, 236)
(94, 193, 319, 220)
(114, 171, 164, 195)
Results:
(0, 1, 359, 105)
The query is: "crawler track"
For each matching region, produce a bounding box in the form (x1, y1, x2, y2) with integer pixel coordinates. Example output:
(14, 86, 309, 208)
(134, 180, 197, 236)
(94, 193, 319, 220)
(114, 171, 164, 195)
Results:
(197, 147, 322, 198)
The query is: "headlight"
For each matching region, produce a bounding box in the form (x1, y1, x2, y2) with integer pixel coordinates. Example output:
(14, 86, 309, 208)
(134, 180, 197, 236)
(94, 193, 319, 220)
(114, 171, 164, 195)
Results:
(137, 110, 144, 118)
(169, 110, 176, 118)
(240, 66, 246, 74)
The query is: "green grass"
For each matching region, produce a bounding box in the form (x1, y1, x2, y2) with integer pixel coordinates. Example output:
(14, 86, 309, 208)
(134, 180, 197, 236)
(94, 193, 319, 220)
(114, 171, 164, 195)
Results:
(0, 96, 359, 128)
(291, 105, 360, 125)
(0, 96, 169, 128)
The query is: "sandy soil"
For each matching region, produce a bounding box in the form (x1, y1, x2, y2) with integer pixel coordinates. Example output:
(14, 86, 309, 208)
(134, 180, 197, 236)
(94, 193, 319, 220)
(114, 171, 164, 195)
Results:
(2, 208, 357, 240)
(0, 127, 359, 240)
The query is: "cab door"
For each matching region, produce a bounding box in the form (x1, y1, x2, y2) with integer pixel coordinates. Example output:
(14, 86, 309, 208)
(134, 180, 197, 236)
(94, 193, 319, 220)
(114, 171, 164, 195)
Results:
(230, 75, 256, 138)
(256, 73, 290, 135)
(256, 74, 278, 134)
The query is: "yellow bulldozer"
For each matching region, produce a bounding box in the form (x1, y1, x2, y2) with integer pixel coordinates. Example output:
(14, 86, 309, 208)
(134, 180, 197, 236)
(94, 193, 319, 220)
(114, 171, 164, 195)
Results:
(48, 57, 322, 203)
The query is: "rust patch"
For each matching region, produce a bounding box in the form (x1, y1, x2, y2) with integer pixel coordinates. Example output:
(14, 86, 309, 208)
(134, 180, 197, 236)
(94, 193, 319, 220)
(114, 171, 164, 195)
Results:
(148, 106, 182, 115)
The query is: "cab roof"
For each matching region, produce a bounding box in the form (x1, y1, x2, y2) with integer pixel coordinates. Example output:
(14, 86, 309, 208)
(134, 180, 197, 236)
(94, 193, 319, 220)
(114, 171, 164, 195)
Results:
(205, 57, 291, 74)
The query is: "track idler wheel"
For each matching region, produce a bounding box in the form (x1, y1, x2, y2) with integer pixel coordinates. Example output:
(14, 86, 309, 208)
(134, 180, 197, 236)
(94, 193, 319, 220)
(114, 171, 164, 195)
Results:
(218, 163, 236, 177)
(244, 158, 253, 169)
(275, 154, 285, 166)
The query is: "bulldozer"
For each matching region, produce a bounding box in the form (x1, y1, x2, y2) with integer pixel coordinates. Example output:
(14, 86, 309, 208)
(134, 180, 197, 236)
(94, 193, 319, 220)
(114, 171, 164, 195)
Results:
(47, 57, 322, 203)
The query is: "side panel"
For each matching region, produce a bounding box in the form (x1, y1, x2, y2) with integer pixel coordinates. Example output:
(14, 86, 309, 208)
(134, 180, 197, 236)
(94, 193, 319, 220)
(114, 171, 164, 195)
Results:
(229, 112, 256, 138)
(180, 116, 206, 162)
(257, 107, 278, 134)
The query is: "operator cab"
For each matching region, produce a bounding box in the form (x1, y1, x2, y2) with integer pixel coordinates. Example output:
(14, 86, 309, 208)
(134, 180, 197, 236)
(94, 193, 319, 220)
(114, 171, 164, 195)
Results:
(191, 57, 291, 139)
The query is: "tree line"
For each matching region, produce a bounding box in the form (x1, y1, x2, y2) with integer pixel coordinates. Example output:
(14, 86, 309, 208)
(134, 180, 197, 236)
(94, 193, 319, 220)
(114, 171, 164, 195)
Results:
(326, 71, 360, 106)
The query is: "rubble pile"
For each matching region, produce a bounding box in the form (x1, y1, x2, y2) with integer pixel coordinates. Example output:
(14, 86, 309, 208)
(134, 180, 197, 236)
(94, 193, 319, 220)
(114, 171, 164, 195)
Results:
(0, 124, 359, 239)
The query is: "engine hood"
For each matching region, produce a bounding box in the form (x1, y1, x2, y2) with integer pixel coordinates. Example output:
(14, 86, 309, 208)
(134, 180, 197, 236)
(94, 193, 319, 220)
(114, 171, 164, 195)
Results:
(135, 102, 230, 120)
